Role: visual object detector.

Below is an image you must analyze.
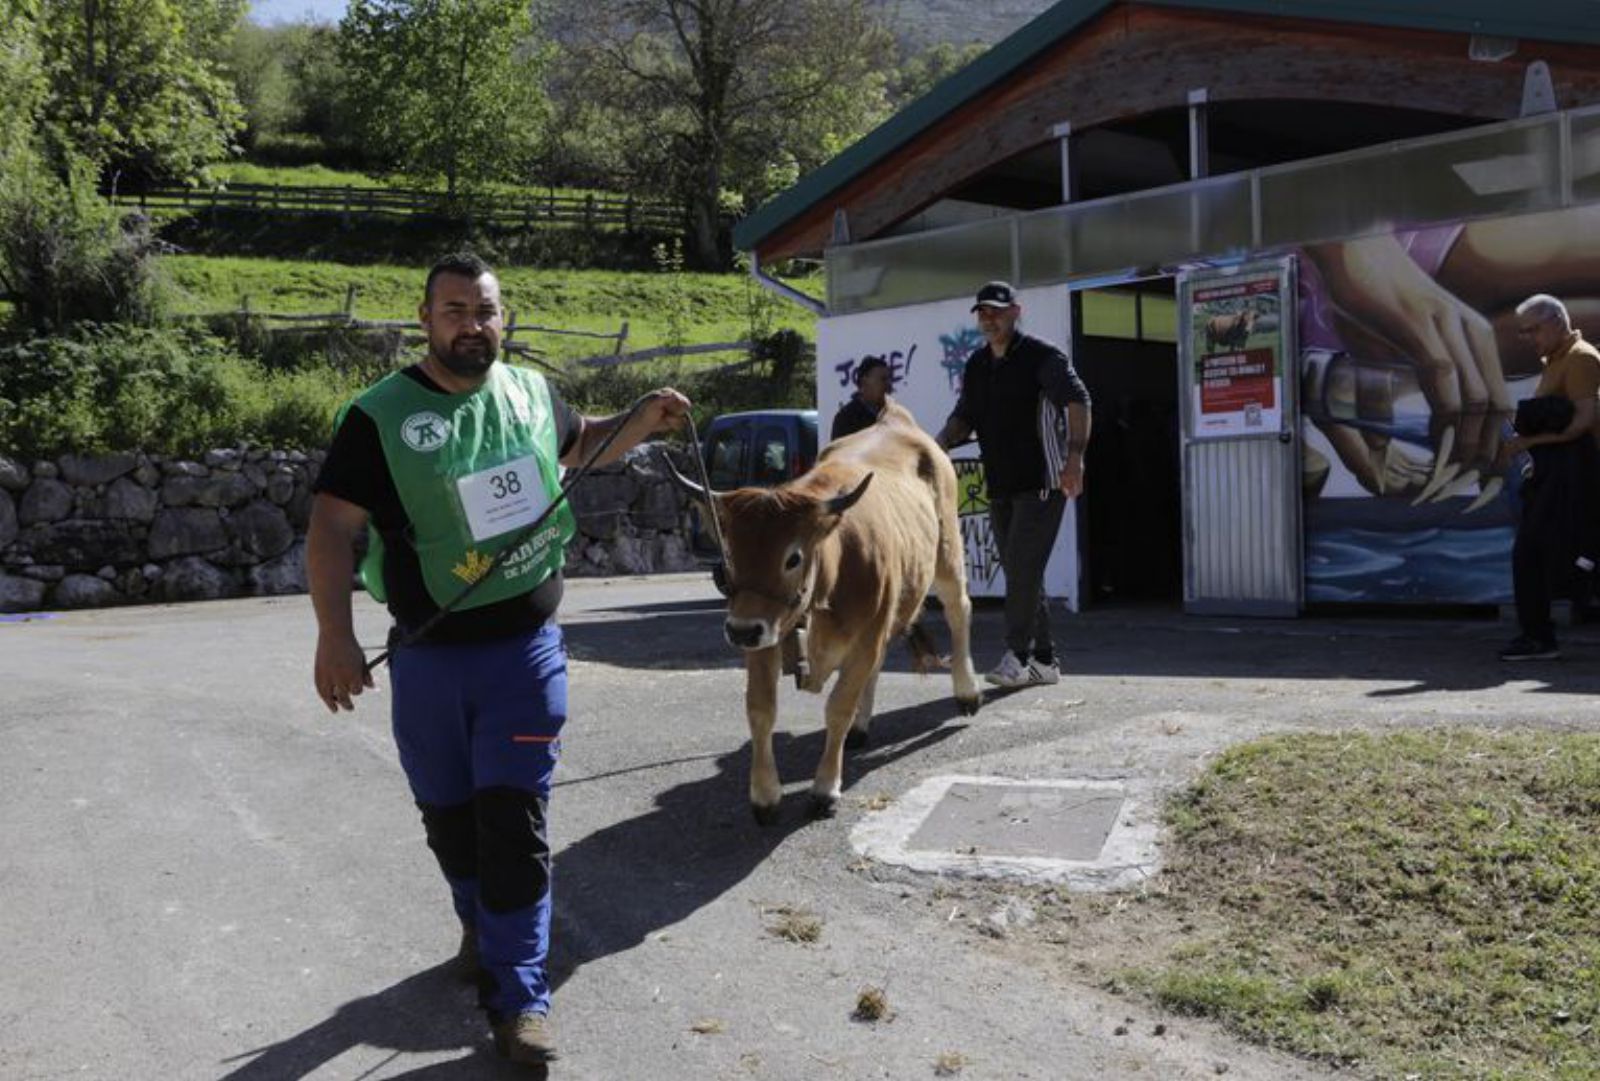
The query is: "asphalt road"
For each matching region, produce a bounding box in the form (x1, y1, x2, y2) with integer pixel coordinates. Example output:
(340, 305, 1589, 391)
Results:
(5, 576, 1599, 1080)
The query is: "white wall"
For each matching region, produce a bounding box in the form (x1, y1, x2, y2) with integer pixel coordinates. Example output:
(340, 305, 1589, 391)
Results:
(816, 287, 1080, 609)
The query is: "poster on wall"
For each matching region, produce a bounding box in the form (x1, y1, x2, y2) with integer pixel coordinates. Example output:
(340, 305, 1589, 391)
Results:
(1297, 204, 1600, 604)
(815, 288, 1079, 608)
(1188, 273, 1286, 438)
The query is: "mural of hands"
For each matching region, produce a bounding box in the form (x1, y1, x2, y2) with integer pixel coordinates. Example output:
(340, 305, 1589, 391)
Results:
(1307, 234, 1511, 480)
(1303, 233, 1519, 510)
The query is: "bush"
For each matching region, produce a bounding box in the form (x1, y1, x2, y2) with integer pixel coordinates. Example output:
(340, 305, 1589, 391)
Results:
(0, 326, 366, 458)
(0, 157, 169, 333)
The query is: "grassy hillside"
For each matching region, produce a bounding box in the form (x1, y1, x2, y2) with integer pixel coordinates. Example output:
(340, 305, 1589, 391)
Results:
(162, 255, 820, 362)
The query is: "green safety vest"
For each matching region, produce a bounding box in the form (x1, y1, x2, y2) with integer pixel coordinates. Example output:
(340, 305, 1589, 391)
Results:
(351, 363, 575, 612)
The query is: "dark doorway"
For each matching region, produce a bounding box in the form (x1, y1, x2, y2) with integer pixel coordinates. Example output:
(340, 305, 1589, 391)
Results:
(1073, 280, 1183, 606)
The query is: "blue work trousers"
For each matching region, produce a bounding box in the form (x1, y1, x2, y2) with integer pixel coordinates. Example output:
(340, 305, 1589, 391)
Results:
(388, 623, 566, 1021)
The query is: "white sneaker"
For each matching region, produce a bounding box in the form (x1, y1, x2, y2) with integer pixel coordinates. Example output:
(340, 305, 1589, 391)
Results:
(1027, 657, 1061, 685)
(985, 651, 1033, 687)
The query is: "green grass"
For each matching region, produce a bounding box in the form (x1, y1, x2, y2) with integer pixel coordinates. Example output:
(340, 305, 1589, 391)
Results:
(1121, 730, 1600, 1080)
(161, 255, 818, 363)
(210, 162, 630, 202)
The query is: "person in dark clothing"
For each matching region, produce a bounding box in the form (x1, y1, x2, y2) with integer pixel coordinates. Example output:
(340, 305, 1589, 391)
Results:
(935, 281, 1092, 688)
(831, 355, 892, 440)
(1498, 294, 1600, 660)
(306, 253, 689, 1065)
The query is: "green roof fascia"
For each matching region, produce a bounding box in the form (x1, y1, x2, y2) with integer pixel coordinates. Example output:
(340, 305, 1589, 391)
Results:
(733, 0, 1600, 255)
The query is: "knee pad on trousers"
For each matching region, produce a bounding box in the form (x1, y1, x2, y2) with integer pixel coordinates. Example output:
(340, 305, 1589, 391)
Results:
(417, 800, 477, 882)
(475, 786, 551, 914)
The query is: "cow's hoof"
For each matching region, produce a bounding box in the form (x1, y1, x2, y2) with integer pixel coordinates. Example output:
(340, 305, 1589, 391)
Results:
(845, 727, 870, 751)
(751, 802, 781, 827)
(808, 793, 839, 820)
(956, 693, 982, 716)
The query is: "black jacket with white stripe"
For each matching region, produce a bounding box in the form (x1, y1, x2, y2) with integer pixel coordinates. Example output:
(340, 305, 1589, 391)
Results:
(950, 331, 1091, 498)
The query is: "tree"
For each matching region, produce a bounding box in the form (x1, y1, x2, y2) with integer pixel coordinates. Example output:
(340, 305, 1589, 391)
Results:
(38, 0, 245, 185)
(226, 23, 300, 147)
(1, 0, 165, 332)
(888, 40, 988, 109)
(338, 0, 550, 198)
(560, 0, 896, 268)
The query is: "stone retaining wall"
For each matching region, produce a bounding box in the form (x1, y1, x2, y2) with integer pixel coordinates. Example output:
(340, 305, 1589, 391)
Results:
(0, 444, 702, 613)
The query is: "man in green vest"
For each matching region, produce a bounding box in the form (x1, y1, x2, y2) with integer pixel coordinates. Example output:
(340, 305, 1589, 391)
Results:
(306, 252, 688, 1065)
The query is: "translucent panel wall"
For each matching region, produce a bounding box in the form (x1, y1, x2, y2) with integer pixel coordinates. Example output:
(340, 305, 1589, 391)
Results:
(825, 106, 1600, 315)
(826, 216, 1013, 315)
(1258, 116, 1564, 248)
(1574, 109, 1600, 203)
(1017, 175, 1252, 284)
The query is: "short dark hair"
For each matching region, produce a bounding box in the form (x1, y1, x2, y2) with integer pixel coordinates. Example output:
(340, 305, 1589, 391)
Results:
(853, 355, 889, 385)
(424, 252, 495, 305)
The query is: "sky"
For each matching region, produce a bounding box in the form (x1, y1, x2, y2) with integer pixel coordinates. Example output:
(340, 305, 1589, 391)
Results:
(249, 0, 345, 26)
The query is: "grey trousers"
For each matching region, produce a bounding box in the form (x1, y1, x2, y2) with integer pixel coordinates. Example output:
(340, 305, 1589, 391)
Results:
(990, 491, 1067, 659)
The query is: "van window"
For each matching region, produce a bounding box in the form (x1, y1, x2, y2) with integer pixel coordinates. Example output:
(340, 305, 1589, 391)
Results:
(799, 416, 818, 466)
(707, 428, 748, 488)
(753, 425, 790, 485)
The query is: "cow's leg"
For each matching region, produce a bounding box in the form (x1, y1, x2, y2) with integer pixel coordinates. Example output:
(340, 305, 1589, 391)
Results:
(745, 646, 783, 826)
(811, 646, 884, 818)
(844, 669, 879, 751)
(934, 562, 979, 713)
(930, 464, 982, 716)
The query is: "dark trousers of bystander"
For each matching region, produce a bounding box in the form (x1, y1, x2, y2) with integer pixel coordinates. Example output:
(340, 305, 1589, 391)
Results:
(990, 490, 1067, 660)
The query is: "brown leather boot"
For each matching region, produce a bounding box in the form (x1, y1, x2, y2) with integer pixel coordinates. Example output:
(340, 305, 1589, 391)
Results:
(491, 1011, 558, 1064)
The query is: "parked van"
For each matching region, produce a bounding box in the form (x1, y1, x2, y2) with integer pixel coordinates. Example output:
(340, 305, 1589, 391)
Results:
(690, 409, 818, 571)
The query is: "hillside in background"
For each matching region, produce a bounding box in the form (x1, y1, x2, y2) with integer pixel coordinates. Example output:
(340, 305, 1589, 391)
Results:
(248, 0, 1056, 46)
(886, 0, 1055, 47)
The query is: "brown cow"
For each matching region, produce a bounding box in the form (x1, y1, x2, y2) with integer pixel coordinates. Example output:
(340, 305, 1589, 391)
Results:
(671, 400, 981, 823)
(1204, 308, 1256, 351)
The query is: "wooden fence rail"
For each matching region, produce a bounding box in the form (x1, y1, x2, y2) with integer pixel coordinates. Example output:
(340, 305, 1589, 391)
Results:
(182, 292, 633, 373)
(182, 294, 754, 376)
(110, 182, 682, 232)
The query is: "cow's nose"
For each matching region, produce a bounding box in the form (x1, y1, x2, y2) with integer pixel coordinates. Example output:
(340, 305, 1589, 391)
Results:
(725, 620, 763, 649)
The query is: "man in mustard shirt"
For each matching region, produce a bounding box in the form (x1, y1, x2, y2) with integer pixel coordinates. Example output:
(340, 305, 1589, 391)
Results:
(1500, 294, 1600, 660)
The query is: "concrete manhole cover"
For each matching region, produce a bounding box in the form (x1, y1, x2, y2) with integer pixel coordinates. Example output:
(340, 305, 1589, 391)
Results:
(908, 782, 1125, 862)
(851, 775, 1161, 890)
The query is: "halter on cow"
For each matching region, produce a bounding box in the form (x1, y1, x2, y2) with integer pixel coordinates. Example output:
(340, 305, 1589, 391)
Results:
(669, 399, 982, 823)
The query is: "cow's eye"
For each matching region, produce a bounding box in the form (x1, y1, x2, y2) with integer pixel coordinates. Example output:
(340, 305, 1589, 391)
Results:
(784, 551, 802, 571)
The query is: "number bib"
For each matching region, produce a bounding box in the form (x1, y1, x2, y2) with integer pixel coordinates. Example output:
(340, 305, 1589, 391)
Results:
(351, 363, 576, 612)
(456, 454, 552, 542)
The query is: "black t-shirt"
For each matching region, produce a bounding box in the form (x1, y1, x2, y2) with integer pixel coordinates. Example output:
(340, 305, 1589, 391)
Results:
(830, 394, 881, 441)
(951, 331, 1091, 497)
(314, 364, 581, 643)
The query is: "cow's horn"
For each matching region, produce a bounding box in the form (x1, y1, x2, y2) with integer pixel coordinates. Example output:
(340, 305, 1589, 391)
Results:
(825, 472, 873, 515)
(661, 451, 714, 502)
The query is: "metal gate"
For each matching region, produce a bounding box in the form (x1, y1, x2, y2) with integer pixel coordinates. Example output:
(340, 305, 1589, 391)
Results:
(1177, 259, 1302, 616)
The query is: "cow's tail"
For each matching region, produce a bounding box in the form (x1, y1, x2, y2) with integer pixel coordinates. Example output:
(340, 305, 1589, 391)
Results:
(905, 620, 946, 675)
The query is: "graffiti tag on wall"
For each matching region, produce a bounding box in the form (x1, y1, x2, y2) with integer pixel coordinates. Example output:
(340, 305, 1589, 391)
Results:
(953, 458, 1000, 587)
(939, 327, 985, 394)
(833, 345, 917, 389)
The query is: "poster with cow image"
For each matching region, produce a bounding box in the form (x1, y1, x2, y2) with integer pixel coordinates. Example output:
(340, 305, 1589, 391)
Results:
(1297, 204, 1600, 604)
(816, 287, 1080, 608)
(1188, 275, 1285, 438)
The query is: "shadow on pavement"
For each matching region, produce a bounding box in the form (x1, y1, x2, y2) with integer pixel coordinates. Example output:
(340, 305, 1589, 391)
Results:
(218, 693, 968, 1079)
(216, 963, 540, 1080)
(563, 594, 1600, 696)
(547, 693, 967, 988)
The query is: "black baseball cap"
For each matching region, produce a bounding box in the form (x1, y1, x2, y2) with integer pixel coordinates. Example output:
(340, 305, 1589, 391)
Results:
(971, 281, 1017, 311)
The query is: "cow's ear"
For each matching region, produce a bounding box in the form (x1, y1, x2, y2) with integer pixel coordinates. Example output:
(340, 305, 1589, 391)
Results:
(823, 473, 873, 516)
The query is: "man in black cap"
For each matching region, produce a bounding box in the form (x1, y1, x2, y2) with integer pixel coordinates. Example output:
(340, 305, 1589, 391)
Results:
(935, 281, 1091, 687)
